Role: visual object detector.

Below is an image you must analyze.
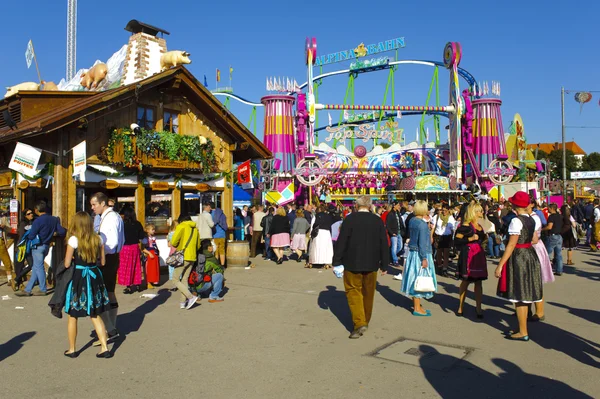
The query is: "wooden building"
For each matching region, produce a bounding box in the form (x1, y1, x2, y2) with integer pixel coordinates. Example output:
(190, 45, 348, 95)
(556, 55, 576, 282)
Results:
(0, 66, 270, 247)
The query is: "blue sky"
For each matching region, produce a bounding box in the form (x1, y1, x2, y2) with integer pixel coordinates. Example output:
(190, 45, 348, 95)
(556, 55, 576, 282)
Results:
(2, 0, 599, 154)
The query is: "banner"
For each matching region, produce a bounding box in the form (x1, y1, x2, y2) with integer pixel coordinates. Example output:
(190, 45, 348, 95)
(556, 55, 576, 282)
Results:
(8, 142, 42, 176)
(25, 40, 34, 69)
(72, 140, 87, 176)
(571, 171, 600, 179)
(237, 160, 253, 189)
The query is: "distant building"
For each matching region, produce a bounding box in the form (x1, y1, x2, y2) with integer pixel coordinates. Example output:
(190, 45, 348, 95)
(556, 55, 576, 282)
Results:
(527, 141, 586, 166)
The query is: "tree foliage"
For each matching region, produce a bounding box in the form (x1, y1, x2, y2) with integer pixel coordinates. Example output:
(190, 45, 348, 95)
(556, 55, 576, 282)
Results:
(579, 152, 600, 171)
(547, 149, 578, 179)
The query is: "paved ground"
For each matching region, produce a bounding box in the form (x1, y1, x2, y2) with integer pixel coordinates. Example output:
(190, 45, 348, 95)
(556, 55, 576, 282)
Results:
(0, 246, 598, 399)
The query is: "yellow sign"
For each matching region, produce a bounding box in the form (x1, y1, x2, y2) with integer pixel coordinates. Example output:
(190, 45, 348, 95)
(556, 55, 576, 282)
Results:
(100, 180, 120, 190)
(151, 182, 170, 191)
(195, 183, 211, 192)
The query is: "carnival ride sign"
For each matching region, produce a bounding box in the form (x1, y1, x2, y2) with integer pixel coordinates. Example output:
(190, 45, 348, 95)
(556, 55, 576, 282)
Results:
(571, 171, 600, 179)
(315, 37, 405, 66)
(485, 159, 516, 185)
(324, 122, 404, 143)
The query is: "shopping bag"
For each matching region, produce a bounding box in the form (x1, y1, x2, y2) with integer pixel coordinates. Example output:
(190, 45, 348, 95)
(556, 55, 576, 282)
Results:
(414, 268, 435, 292)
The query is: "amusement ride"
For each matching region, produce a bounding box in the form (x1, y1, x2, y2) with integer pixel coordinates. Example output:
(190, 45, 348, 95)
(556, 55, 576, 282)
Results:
(214, 37, 538, 205)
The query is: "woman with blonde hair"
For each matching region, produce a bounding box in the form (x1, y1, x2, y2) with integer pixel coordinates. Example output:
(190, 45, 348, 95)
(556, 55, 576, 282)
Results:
(454, 203, 488, 318)
(63, 211, 111, 358)
(400, 200, 437, 316)
(269, 207, 291, 264)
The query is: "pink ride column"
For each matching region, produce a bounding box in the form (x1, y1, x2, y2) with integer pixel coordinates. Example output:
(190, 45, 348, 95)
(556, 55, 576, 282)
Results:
(471, 98, 506, 174)
(260, 95, 296, 172)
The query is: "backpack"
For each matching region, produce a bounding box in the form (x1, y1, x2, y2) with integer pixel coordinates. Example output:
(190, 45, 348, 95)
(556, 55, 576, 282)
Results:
(188, 254, 211, 288)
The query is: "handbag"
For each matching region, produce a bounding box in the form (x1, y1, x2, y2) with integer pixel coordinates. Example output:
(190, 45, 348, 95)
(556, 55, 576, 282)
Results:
(414, 267, 436, 292)
(166, 227, 195, 268)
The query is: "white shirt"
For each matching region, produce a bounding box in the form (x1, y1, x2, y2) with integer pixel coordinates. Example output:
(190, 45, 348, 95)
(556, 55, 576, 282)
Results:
(508, 214, 531, 235)
(93, 207, 124, 255)
(594, 207, 600, 224)
(432, 214, 456, 236)
(530, 213, 542, 238)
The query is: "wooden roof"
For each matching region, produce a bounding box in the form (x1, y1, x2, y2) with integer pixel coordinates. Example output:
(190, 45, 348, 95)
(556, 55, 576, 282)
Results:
(0, 67, 271, 162)
(527, 141, 586, 156)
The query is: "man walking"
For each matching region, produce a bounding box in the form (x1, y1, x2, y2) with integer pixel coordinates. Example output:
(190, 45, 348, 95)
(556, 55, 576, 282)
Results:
(16, 201, 66, 296)
(250, 205, 265, 258)
(91, 192, 124, 341)
(198, 203, 215, 240)
(333, 196, 389, 339)
(386, 202, 403, 267)
(543, 203, 564, 276)
(210, 202, 228, 266)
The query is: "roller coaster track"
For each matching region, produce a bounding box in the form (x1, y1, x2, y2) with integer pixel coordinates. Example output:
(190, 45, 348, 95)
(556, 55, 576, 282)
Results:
(212, 60, 477, 107)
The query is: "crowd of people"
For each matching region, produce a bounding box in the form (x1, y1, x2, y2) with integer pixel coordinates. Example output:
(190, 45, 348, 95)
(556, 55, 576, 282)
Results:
(234, 191, 595, 340)
(2, 188, 597, 354)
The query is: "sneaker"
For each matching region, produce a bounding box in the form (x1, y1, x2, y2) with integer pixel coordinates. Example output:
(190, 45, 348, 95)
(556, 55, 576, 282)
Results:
(33, 290, 48, 296)
(15, 290, 33, 297)
(185, 296, 198, 310)
(180, 300, 187, 309)
(393, 273, 403, 281)
(208, 298, 224, 303)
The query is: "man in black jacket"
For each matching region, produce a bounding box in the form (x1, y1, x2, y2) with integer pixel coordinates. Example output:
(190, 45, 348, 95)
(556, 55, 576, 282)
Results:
(260, 207, 274, 260)
(386, 202, 403, 267)
(333, 196, 389, 339)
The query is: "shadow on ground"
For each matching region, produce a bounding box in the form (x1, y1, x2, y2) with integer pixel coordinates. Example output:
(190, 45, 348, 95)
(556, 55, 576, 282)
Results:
(0, 331, 36, 362)
(420, 344, 593, 398)
(318, 285, 353, 333)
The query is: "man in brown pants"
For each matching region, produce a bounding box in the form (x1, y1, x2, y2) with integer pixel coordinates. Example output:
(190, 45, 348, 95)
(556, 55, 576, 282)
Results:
(333, 196, 390, 339)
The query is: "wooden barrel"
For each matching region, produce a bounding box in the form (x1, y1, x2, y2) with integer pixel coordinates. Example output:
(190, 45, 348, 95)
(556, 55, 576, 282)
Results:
(226, 240, 250, 268)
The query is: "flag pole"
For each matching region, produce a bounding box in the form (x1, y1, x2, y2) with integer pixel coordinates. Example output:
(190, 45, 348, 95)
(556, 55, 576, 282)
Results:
(31, 41, 42, 83)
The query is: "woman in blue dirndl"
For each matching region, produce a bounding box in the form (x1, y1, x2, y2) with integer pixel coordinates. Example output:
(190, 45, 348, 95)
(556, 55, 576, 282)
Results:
(63, 212, 111, 358)
(400, 200, 437, 316)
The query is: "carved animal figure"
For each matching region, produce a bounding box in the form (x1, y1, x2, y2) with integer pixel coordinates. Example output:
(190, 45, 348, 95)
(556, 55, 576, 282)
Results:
(160, 51, 191, 71)
(41, 81, 59, 91)
(80, 63, 108, 90)
(4, 82, 41, 98)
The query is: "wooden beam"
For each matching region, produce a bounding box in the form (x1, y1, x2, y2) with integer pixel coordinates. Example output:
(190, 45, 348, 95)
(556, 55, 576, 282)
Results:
(172, 186, 181, 221)
(135, 181, 145, 224)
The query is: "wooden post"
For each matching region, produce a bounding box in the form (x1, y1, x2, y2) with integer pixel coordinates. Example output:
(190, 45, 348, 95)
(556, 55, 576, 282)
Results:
(172, 186, 181, 221)
(222, 146, 234, 230)
(135, 181, 145, 224)
(67, 164, 77, 227)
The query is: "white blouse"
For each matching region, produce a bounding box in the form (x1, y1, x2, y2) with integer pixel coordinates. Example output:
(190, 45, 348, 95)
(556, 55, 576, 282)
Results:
(508, 214, 532, 235)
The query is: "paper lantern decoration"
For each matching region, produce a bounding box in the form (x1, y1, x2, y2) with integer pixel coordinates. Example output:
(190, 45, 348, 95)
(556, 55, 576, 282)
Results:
(574, 92, 592, 113)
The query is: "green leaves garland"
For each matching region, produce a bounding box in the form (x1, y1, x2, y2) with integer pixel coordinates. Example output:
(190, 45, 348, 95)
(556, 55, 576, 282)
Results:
(105, 127, 219, 173)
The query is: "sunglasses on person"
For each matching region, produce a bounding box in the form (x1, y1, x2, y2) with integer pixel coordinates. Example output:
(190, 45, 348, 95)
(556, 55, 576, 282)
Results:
(26, 212, 33, 215)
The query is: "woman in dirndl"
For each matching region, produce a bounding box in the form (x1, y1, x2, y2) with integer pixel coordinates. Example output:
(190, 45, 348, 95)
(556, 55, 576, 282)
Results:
(528, 200, 554, 322)
(117, 207, 145, 294)
(400, 200, 437, 316)
(63, 212, 111, 358)
(495, 192, 543, 342)
(560, 204, 577, 266)
(308, 204, 334, 269)
(454, 203, 488, 318)
(269, 207, 291, 264)
(290, 210, 310, 262)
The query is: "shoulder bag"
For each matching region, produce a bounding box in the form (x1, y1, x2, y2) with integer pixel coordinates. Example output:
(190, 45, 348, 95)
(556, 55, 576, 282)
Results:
(166, 227, 195, 268)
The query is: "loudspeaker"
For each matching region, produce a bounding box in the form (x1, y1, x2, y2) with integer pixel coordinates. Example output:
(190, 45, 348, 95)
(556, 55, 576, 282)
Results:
(272, 159, 282, 171)
(2, 110, 17, 129)
(260, 159, 272, 174)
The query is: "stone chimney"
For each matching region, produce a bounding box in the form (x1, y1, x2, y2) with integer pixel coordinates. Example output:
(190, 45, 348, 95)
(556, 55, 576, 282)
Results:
(122, 20, 169, 86)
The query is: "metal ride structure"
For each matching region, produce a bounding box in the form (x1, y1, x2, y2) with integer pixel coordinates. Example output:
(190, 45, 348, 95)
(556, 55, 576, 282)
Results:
(213, 38, 513, 203)
(66, 0, 77, 81)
